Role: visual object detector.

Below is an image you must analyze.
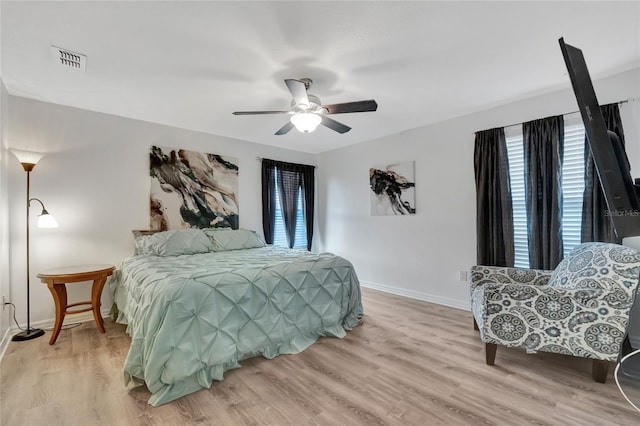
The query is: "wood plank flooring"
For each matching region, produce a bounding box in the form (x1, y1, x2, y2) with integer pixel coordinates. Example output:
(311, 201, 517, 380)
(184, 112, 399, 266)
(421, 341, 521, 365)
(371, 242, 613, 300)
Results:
(1, 288, 638, 425)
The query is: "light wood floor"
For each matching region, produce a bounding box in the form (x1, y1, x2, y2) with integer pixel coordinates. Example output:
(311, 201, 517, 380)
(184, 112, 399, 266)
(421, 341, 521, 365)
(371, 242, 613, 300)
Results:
(1, 288, 638, 425)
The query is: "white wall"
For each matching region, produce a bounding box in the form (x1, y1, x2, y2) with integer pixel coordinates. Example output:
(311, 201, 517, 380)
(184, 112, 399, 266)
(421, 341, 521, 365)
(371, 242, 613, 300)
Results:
(5, 96, 315, 327)
(0, 80, 12, 351)
(317, 68, 640, 312)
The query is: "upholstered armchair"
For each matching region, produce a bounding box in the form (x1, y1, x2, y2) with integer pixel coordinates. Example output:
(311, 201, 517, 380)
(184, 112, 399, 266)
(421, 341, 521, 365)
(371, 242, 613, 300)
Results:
(470, 242, 640, 382)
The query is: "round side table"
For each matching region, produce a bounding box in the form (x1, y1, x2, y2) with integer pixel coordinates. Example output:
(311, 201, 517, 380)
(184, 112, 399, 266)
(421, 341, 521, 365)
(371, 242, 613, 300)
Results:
(38, 264, 115, 345)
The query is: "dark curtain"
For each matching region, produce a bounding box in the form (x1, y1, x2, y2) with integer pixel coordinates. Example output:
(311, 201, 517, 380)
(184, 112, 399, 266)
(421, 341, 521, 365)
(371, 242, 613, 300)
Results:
(473, 127, 515, 267)
(523, 115, 564, 270)
(261, 159, 315, 250)
(581, 103, 625, 244)
(261, 160, 277, 244)
(301, 166, 315, 251)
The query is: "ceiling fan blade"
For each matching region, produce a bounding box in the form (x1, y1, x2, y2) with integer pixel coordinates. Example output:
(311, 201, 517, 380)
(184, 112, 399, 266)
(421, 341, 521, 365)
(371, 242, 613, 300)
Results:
(321, 116, 351, 134)
(275, 121, 295, 135)
(233, 111, 290, 115)
(285, 79, 310, 107)
(322, 99, 378, 114)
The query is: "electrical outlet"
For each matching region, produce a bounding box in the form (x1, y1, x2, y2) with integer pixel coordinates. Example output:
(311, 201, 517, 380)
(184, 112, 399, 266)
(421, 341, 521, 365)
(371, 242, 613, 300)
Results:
(2, 295, 6, 310)
(459, 270, 469, 282)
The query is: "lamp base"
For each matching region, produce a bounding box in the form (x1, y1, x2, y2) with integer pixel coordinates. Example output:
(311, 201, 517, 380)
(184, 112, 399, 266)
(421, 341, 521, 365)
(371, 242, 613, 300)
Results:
(11, 328, 45, 342)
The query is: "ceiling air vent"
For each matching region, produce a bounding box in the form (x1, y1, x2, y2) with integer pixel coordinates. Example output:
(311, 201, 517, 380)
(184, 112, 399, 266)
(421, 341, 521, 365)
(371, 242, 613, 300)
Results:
(50, 45, 86, 71)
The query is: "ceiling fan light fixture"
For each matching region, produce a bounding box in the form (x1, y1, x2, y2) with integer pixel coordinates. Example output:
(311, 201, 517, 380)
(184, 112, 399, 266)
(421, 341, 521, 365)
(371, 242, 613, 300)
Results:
(290, 112, 322, 133)
(233, 78, 377, 135)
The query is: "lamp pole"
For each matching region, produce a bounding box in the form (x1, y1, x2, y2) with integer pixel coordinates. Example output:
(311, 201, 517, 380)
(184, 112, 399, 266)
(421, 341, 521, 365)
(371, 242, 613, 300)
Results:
(12, 162, 45, 341)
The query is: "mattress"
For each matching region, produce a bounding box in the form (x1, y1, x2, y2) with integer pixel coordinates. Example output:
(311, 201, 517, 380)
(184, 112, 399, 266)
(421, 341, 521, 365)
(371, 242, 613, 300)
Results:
(110, 246, 362, 406)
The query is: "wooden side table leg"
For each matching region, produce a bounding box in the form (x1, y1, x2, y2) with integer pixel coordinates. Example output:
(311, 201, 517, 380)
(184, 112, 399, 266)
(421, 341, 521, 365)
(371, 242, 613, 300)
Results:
(47, 283, 67, 345)
(91, 275, 108, 333)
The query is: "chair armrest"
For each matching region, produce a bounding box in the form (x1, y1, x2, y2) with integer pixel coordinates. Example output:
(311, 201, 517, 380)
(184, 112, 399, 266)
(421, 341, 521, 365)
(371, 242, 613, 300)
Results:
(469, 265, 552, 294)
(479, 282, 630, 361)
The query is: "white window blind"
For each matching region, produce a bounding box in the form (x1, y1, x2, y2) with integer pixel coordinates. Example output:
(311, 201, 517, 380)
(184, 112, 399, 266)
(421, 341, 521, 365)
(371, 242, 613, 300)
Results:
(505, 126, 530, 268)
(505, 115, 586, 267)
(273, 171, 307, 249)
(561, 115, 586, 258)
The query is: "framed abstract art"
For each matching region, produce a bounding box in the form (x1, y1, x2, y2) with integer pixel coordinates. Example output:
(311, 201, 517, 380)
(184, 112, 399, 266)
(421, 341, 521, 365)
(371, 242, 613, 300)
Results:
(369, 161, 416, 216)
(149, 146, 239, 230)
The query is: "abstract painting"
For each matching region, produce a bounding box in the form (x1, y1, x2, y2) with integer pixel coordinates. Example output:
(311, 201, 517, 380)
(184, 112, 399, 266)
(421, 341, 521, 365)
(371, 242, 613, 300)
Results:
(369, 161, 416, 215)
(149, 146, 239, 230)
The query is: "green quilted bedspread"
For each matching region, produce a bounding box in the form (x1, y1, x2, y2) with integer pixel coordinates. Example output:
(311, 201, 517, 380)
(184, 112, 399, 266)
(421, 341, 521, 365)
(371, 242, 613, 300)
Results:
(110, 247, 362, 406)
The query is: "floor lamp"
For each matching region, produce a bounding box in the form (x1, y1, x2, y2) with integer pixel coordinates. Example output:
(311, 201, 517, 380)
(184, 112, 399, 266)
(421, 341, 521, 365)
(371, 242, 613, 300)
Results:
(10, 150, 58, 342)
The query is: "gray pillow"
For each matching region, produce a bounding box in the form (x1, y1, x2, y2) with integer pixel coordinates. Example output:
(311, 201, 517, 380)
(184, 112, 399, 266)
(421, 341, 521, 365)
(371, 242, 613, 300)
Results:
(136, 229, 212, 256)
(207, 229, 266, 251)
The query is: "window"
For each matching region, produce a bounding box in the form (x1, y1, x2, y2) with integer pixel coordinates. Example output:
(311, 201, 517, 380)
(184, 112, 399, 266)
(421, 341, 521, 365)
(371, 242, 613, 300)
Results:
(561, 116, 587, 258)
(505, 127, 530, 268)
(505, 114, 586, 267)
(261, 159, 314, 250)
(272, 170, 307, 249)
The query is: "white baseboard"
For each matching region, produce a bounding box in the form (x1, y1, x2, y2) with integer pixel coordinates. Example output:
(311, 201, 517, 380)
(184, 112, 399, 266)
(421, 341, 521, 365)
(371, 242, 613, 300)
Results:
(22, 308, 111, 332)
(0, 326, 11, 362)
(360, 280, 470, 311)
(0, 307, 111, 363)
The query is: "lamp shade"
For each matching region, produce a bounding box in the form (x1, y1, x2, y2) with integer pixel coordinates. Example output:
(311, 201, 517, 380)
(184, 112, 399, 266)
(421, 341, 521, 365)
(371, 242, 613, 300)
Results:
(29, 199, 58, 228)
(290, 113, 322, 133)
(10, 149, 46, 166)
(37, 211, 58, 228)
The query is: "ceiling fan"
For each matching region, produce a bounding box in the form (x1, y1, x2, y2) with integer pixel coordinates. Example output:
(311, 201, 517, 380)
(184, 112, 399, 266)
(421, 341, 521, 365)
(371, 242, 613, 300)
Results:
(232, 78, 378, 135)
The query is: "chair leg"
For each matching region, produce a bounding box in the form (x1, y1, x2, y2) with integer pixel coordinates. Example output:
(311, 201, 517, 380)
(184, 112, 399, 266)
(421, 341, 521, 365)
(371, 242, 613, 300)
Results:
(473, 318, 479, 331)
(486, 343, 497, 366)
(592, 359, 609, 383)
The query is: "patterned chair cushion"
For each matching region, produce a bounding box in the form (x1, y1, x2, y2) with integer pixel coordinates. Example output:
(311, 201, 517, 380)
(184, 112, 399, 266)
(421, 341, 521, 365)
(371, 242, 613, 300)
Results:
(548, 242, 640, 293)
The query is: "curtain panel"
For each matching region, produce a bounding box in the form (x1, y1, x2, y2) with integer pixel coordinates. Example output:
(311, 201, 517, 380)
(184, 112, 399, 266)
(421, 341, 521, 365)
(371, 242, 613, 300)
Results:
(581, 103, 625, 244)
(261, 159, 315, 250)
(261, 161, 277, 244)
(523, 115, 564, 270)
(300, 166, 315, 251)
(473, 127, 515, 267)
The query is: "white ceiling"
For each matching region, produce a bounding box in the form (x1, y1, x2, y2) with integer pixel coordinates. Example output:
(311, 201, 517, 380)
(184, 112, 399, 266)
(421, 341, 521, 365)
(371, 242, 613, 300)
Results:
(1, 1, 639, 154)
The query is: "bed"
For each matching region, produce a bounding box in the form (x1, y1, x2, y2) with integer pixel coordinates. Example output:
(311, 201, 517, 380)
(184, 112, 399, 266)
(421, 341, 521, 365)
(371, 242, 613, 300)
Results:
(109, 228, 362, 406)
